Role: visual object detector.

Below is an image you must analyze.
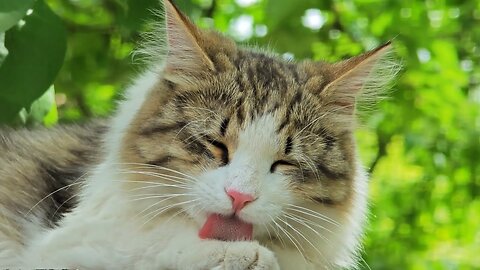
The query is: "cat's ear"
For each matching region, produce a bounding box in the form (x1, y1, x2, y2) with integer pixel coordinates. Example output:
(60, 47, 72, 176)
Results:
(163, 0, 215, 77)
(319, 42, 399, 117)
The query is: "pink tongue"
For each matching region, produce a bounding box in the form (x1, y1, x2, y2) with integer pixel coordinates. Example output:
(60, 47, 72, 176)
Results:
(199, 214, 253, 241)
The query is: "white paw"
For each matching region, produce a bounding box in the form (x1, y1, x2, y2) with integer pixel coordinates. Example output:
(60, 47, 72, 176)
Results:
(213, 242, 279, 270)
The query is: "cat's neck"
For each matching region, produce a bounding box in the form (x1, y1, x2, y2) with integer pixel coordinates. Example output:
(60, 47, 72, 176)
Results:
(104, 69, 162, 160)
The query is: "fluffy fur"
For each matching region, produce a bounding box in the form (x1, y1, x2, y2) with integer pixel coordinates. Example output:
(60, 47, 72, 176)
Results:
(0, 1, 399, 269)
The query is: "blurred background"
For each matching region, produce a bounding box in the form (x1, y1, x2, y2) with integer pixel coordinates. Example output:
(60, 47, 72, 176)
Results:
(1, 0, 479, 268)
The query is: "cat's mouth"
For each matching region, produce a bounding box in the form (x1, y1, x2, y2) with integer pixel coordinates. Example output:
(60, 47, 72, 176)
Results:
(198, 213, 253, 241)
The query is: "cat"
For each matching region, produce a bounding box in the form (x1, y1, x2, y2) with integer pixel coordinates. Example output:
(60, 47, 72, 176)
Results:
(0, 0, 399, 269)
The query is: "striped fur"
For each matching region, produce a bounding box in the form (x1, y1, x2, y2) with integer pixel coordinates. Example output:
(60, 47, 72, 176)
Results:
(0, 0, 399, 269)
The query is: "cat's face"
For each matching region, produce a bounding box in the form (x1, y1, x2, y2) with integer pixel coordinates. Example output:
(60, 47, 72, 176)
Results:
(123, 54, 356, 230)
(118, 0, 395, 258)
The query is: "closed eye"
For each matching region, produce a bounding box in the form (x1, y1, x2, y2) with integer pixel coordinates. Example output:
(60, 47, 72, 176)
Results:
(207, 139, 229, 166)
(270, 160, 296, 173)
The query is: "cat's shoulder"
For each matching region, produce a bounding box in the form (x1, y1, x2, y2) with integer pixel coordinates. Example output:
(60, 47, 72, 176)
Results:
(0, 120, 108, 152)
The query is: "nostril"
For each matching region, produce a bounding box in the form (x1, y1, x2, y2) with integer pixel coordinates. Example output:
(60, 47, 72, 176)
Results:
(226, 189, 255, 212)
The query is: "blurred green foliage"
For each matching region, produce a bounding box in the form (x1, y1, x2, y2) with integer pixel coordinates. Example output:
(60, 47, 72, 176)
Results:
(1, 0, 479, 269)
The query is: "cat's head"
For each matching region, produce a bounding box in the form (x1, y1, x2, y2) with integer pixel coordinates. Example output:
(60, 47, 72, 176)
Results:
(113, 0, 398, 265)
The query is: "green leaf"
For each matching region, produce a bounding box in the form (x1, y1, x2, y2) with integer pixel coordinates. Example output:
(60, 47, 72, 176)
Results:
(27, 85, 57, 126)
(119, 0, 159, 30)
(264, 0, 301, 31)
(0, 32, 7, 65)
(0, 0, 66, 123)
(41, 99, 58, 126)
(0, 0, 35, 32)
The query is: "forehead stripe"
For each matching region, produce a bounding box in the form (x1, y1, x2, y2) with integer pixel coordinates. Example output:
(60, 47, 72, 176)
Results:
(220, 117, 230, 136)
(317, 163, 346, 180)
(285, 137, 293, 155)
(138, 122, 184, 136)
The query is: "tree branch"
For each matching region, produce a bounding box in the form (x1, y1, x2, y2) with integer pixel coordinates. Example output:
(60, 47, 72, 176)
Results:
(368, 133, 390, 175)
(203, 0, 216, 18)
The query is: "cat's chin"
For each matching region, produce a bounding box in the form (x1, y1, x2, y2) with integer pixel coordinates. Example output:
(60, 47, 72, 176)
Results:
(198, 213, 254, 241)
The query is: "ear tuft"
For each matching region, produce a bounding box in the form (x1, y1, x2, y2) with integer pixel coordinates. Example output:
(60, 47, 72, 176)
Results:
(134, 0, 215, 82)
(320, 42, 401, 118)
(163, 0, 215, 76)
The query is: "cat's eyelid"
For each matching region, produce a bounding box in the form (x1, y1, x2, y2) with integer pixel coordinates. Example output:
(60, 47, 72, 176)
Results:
(270, 160, 297, 173)
(273, 160, 295, 166)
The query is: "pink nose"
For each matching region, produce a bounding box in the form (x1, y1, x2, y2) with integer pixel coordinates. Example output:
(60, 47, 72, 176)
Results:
(226, 189, 255, 212)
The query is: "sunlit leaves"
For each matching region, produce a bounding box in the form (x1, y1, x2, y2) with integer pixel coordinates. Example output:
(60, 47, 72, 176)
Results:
(0, 0, 479, 269)
(0, 0, 66, 123)
(19, 86, 58, 126)
(0, 0, 35, 32)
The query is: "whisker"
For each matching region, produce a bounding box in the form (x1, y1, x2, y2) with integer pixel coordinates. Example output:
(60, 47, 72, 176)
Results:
(265, 212, 288, 247)
(179, 131, 210, 150)
(129, 183, 191, 192)
(292, 113, 327, 141)
(270, 216, 307, 265)
(161, 201, 200, 227)
(24, 181, 85, 217)
(135, 196, 180, 218)
(263, 223, 273, 243)
(181, 106, 223, 122)
(268, 222, 286, 248)
(284, 213, 333, 240)
(127, 182, 189, 190)
(128, 193, 192, 202)
(284, 212, 335, 235)
(172, 114, 217, 143)
(141, 199, 199, 227)
(292, 156, 306, 183)
(297, 154, 320, 182)
(278, 216, 328, 263)
(50, 192, 78, 222)
(286, 204, 340, 227)
(118, 170, 195, 185)
(292, 105, 346, 140)
(110, 179, 190, 188)
(119, 168, 196, 184)
(114, 162, 197, 181)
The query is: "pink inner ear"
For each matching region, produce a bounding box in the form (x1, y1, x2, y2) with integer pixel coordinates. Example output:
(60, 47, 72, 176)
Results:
(199, 214, 253, 241)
